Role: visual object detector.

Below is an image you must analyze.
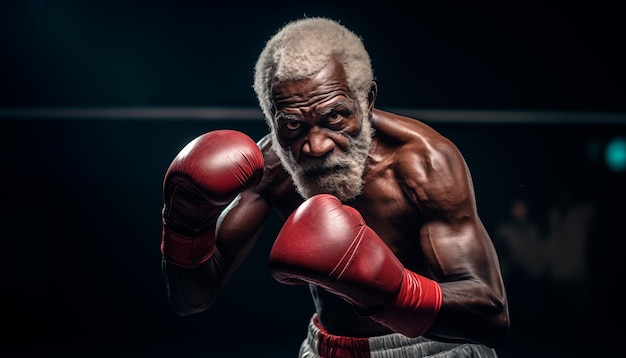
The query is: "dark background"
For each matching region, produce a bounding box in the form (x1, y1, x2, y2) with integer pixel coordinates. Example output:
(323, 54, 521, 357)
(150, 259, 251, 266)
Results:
(2, 1, 626, 111)
(2, 1, 625, 357)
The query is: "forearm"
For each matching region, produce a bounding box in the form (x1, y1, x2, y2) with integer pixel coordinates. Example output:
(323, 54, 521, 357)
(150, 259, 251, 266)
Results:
(425, 280, 509, 347)
(163, 202, 268, 316)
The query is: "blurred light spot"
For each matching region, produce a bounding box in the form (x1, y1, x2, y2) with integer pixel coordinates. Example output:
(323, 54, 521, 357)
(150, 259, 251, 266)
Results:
(605, 136, 626, 172)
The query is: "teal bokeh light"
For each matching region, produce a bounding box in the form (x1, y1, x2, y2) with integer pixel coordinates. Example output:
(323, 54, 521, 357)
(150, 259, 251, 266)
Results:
(605, 137, 626, 172)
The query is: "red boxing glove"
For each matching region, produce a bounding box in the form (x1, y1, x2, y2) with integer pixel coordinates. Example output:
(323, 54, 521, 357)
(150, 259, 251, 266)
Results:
(161, 130, 264, 268)
(268, 194, 443, 337)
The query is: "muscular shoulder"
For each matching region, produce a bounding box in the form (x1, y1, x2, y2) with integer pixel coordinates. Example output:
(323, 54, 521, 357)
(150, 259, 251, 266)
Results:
(371, 109, 472, 214)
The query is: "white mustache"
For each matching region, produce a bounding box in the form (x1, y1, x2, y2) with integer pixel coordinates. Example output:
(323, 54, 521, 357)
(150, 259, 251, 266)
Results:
(299, 154, 350, 174)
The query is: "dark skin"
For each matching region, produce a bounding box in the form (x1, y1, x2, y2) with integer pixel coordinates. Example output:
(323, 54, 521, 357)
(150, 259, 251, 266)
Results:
(164, 57, 509, 347)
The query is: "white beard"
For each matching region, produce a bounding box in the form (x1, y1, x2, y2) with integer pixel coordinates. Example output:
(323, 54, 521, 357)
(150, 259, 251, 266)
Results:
(273, 114, 374, 202)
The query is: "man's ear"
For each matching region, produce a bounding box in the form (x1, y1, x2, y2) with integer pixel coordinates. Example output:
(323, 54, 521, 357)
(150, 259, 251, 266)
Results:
(367, 81, 378, 112)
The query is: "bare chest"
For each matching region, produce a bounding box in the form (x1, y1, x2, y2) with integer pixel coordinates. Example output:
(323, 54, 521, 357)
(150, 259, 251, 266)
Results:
(348, 175, 426, 270)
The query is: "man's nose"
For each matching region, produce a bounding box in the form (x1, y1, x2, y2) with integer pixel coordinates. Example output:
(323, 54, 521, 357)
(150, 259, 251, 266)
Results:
(302, 128, 335, 157)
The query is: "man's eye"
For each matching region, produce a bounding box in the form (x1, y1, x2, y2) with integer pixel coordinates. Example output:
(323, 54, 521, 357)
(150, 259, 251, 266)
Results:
(286, 121, 301, 130)
(327, 112, 345, 126)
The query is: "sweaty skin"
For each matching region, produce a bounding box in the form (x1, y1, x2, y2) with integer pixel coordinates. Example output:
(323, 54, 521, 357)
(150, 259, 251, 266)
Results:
(164, 58, 509, 347)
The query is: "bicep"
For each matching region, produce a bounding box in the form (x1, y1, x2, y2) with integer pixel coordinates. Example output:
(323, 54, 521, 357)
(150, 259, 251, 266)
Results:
(421, 217, 501, 284)
(417, 157, 503, 287)
(403, 140, 500, 284)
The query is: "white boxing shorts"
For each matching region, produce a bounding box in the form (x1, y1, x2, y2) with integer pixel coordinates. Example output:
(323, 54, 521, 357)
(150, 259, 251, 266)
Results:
(299, 315, 498, 358)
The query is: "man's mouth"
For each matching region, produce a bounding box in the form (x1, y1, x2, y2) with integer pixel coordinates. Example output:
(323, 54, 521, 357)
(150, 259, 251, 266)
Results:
(304, 165, 344, 177)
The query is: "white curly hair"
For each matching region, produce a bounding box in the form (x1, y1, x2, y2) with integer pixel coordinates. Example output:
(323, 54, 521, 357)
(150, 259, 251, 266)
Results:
(253, 17, 374, 130)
